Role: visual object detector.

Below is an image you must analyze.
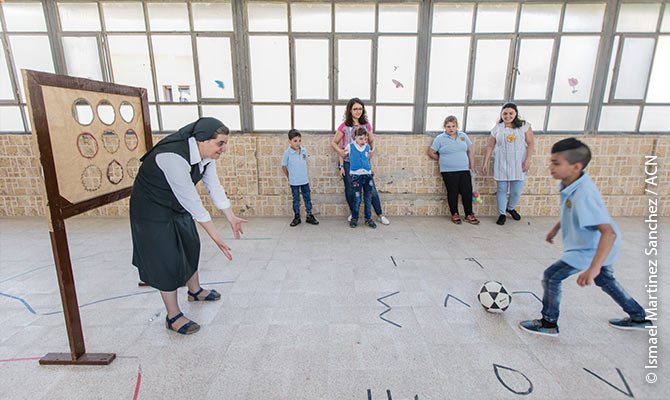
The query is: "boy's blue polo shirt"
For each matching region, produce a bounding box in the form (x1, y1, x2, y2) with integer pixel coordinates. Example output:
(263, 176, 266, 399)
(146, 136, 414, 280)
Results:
(430, 131, 472, 172)
(559, 172, 620, 270)
(281, 146, 309, 186)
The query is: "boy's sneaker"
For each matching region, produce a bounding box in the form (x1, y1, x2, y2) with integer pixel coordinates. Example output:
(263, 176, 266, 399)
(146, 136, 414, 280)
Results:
(350, 218, 357, 228)
(608, 317, 653, 330)
(365, 219, 377, 228)
(306, 214, 319, 225)
(519, 319, 559, 337)
(379, 215, 390, 225)
(290, 216, 301, 227)
(347, 215, 352, 222)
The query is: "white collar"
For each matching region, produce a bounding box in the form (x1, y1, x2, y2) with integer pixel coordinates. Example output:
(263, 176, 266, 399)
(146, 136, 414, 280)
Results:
(352, 141, 367, 151)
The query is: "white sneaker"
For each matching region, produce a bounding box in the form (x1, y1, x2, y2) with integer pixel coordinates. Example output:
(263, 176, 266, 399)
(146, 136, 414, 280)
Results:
(347, 215, 352, 222)
(379, 216, 390, 225)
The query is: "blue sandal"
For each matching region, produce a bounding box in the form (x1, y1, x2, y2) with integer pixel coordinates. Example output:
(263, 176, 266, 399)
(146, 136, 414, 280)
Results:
(187, 287, 221, 302)
(165, 312, 200, 335)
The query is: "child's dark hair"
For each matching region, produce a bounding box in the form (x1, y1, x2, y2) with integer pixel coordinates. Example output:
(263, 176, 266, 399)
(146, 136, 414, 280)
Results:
(443, 115, 458, 127)
(288, 129, 301, 140)
(498, 102, 525, 129)
(344, 98, 368, 127)
(551, 138, 592, 169)
(354, 127, 368, 137)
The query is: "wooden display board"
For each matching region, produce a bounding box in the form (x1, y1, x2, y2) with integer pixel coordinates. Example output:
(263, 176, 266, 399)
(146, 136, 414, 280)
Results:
(23, 70, 153, 365)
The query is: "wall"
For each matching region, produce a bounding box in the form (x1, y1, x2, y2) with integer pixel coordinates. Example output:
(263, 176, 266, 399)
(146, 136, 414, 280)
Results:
(0, 133, 668, 217)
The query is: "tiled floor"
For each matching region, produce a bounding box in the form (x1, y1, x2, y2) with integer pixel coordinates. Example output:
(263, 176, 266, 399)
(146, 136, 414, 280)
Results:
(0, 216, 668, 399)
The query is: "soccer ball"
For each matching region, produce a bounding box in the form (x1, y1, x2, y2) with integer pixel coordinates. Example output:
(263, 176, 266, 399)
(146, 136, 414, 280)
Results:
(478, 280, 511, 313)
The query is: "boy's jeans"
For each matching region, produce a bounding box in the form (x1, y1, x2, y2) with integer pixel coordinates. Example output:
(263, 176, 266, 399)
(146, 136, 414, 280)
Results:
(351, 174, 373, 221)
(342, 161, 383, 216)
(541, 260, 647, 323)
(290, 183, 312, 218)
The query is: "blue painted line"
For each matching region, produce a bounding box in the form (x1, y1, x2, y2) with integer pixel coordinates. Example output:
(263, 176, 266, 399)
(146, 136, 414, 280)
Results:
(2, 281, 235, 316)
(0, 251, 126, 284)
(0, 292, 37, 314)
(379, 309, 402, 328)
(377, 291, 399, 308)
(511, 291, 542, 304)
(444, 294, 471, 308)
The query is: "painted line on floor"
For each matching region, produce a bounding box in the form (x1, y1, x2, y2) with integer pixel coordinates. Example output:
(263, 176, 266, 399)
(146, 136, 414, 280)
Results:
(0, 357, 42, 363)
(390, 256, 397, 266)
(377, 291, 400, 308)
(511, 291, 542, 304)
(2, 281, 235, 316)
(132, 365, 142, 400)
(444, 294, 470, 308)
(464, 257, 484, 269)
(583, 368, 634, 398)
(0, 250, 129, 284)
(377, 291, 401, 328)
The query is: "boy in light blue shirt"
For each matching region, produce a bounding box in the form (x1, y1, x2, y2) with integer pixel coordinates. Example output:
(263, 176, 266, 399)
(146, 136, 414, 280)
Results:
(281, 129, 318, 227)
(520, 138, 650, 336)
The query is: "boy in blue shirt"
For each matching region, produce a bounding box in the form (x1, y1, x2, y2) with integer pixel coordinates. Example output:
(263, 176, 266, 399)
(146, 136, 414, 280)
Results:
(341, 128, 376, 228)
(520, 138, 650, 336)
(282, 129, 318, 227)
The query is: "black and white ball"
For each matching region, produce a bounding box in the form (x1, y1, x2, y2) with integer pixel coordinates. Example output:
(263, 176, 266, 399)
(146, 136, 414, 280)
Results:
(478, 280, 511, 313)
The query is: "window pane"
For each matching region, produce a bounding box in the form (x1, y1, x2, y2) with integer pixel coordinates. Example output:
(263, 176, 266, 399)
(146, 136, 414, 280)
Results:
(160, 105, 198, 131)
(640, 106, 670, 131)
(518, 106, 546, 132)
(9, 35, 54, 102)
(108, 35, 155, 101)
(375, 106, 413, 132)
(646, 36, 670, 102)
(149, 105, 159, 131)
(379, 3, 418, 33)
(376, 36, 416, 103)
(519, 4, 561, 32)
(295, 39, 329, 100)
(615, 38, 655, 99)
(552, 36, 600, 102)
(428, 37, 470, 103)
(2, 3, 46, 32)
(102, 2, 146, 31)
(192, 2, 233, 31)
(153, 36, 197, 102)
(598, 106, 639, 132)
(617, 3, 661, 33)
(547, 106, 587, 131)
(335, 4, 375, 33)
(475, 3, 517, 33)
(62, 37, 103, 81)
(201, 105, 240, 131)
(603, 36, 620, 103)
(147, 3, 189, 32)
(338, 39, 371, 100)
(432, 3, 473, 33)
(58, 3, 101, 32)
(472, 39, 510, 101)
(197, 37, 235, 99)
(426, 107, 465, 132)
(466, 106, 499, 131)
(662, 5, 670, 32)
(563, 3, 606, 32)
(0, 41, 14, 100)
(0, 107, 24, 132)
(249, 36, 290, 102)
(514, 39, 553, 100)
(248, 2, 287, 32)
(294, 105, 332, 130)
(291, 3, 331, 32)
(253, 105, 290, 131)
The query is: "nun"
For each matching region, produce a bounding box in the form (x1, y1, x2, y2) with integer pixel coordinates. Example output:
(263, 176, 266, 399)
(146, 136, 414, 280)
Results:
(130, 117, 246, 335)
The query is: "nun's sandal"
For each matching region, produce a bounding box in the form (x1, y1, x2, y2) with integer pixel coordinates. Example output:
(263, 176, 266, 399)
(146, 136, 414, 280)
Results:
(187, 287, 221, 302)
(165, 312, 200, 335)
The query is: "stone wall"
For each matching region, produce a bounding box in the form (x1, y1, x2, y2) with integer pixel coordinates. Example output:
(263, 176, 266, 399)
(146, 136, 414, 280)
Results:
(1, 133, 668, 217)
